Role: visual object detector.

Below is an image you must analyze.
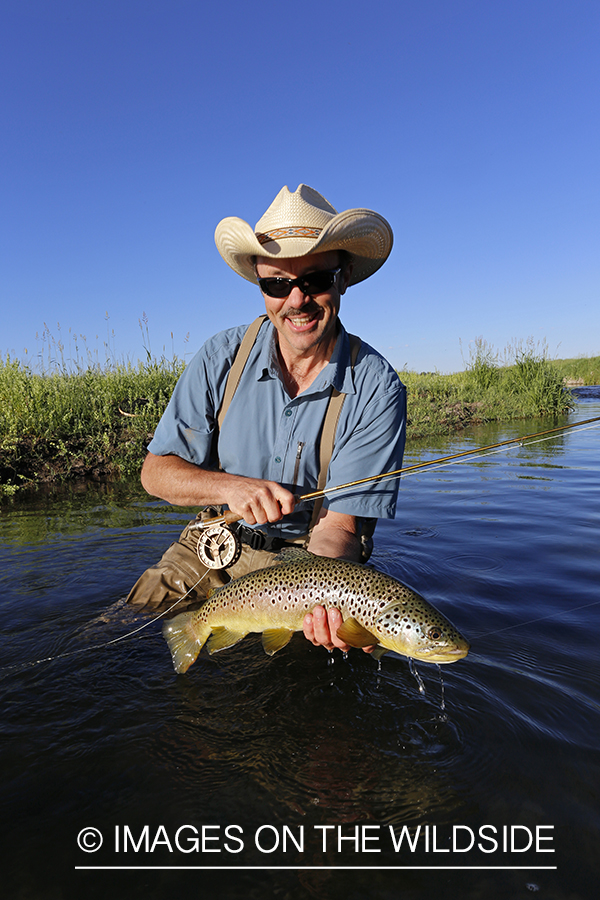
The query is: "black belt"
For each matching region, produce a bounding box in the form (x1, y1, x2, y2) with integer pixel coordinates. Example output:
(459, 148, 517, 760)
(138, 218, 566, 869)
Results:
(230, 522, 293, 553)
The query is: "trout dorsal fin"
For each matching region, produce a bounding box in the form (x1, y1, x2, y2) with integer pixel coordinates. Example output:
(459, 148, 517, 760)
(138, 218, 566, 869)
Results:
(272, 547, 315, 564)
(336, 617, 379, 648)
(261, 628, 295, 655)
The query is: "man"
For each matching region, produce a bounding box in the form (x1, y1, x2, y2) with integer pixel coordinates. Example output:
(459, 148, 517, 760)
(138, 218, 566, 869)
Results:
(128, 184, 406, 652)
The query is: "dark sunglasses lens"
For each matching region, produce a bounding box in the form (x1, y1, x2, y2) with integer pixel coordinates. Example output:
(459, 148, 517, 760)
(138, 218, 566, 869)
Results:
(258, 279, 292, 298)
(303, 271, 335, 294)
(258, 269, 337, 298)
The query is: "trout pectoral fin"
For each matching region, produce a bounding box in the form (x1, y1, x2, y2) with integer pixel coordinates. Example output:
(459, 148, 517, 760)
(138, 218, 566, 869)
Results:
(336, 618, 378, 648)
(206, 626, 248, 653)
(261, 628, 295, 655)
(371, 645, 388, 661)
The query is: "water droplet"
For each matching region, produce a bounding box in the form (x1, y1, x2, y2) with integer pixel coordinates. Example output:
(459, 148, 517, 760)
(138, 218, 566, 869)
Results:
(436, 663, 446, 711)
(408, 658, 426, 694)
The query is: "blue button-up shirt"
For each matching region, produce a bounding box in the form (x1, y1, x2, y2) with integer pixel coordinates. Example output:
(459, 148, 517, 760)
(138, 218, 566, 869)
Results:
(149, 319, 406, 538)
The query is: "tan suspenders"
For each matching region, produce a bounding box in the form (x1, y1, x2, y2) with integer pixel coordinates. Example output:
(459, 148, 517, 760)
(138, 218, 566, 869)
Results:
(216, 315, 361, 533)
(126, 320, 367, 611)
(217, 315, 268, 431)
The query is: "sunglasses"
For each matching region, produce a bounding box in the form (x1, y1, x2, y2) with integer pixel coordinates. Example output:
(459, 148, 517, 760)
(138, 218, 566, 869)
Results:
(257, 267, 341, 299)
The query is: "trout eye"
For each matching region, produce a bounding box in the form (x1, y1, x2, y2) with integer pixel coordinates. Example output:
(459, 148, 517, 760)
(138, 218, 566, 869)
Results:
(427, 627, 442, 641)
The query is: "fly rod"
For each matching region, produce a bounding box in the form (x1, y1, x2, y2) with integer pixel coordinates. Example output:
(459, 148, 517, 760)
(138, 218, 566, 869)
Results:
(202, 414, 600, 529)
(299, 414, 600, 503)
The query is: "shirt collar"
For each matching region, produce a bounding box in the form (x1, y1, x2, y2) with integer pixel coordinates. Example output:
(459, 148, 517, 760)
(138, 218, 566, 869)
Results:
(256, 319, 357, 396)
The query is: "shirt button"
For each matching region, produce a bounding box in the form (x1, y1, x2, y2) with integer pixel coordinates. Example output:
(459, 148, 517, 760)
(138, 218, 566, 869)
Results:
(275, 456, 281, 463)
(284, 409, 293, 417)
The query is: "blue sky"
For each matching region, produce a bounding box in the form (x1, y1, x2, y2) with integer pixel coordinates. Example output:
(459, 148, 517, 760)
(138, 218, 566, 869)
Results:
(2, 0, 599, 374)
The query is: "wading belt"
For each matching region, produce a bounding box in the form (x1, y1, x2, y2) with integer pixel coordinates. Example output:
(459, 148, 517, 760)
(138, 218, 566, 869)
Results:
(216, 315, 361, 543)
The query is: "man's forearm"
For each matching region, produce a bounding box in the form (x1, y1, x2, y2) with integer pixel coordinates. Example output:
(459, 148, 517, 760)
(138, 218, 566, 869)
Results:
(140, 452, 295, 525)
(306, 509, 362, 562)
(141, 452, 228, 506)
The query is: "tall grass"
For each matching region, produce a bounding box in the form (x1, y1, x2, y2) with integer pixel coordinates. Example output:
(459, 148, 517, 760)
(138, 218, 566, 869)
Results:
(549, 354, 600, 386)
(402, 337, 573, 438)
(1, 352, 184, 493)
(0, 330, 581, 494)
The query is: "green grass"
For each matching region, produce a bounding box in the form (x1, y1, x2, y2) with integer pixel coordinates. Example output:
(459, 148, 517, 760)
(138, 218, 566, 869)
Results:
(401, 337, 574, 438)
(548, 354, 600, 386)
(0, 354, 184, 493)
(0, 333, 589, 495)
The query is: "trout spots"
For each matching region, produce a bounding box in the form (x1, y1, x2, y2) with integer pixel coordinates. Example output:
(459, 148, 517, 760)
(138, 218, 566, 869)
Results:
(186, 553, 469, 669)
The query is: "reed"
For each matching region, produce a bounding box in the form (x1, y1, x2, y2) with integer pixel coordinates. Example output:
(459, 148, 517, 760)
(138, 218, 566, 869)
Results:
(401, 337, 573, 438)
(0, 331, 582, 494)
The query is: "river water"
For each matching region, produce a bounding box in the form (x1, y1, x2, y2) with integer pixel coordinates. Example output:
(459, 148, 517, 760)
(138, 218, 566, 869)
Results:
(1, 390, 599, 900)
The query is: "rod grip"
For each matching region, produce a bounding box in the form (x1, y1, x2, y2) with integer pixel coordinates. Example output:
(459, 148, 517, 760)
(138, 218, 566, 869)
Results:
(222, 509, 243, 525)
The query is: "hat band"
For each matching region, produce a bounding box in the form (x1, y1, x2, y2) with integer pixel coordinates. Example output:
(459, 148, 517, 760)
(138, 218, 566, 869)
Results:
(256, 226, 323, 245)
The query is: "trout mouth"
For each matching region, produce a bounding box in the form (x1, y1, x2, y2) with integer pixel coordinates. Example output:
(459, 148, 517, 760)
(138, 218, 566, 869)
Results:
(412, 641, 470, 664)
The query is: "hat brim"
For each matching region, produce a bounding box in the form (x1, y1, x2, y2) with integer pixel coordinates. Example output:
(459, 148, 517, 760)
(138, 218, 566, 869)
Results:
(215, 208, 393, 286)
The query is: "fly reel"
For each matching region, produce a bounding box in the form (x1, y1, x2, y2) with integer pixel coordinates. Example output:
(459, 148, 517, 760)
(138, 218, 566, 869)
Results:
(195, 523, 242, 570)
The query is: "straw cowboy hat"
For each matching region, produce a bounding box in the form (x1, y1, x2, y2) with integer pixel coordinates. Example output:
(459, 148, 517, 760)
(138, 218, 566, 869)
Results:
(214, 184, 393, 286)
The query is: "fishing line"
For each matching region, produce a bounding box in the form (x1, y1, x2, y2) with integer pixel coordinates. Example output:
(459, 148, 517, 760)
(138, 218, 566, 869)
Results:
(0, 570, 211, 676)
(470, 599, 600, 641)
(3, 416, 598, 676)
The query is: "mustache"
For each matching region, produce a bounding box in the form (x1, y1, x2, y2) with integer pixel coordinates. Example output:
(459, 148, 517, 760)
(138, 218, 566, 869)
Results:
(282, 304, 321, 319)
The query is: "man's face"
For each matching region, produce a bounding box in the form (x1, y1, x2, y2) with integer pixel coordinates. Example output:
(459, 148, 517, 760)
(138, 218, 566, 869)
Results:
(255, 250, 352, 359)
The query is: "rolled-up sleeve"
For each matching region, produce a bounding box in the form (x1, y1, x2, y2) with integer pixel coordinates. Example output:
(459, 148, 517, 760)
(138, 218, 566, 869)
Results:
(147, 326, 248, 467)
(325, 376, 406, 519)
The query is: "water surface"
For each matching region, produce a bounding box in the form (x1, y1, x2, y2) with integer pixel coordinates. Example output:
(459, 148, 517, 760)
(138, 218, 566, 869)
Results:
(1, 391, 599, 899)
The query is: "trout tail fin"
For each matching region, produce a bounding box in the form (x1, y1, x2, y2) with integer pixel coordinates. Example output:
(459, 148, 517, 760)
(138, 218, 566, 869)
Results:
(162, 612, 210, 674)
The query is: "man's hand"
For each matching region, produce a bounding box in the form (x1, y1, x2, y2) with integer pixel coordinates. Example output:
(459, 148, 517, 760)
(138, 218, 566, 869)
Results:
(303, 605, 374, 654)
(302, 508, 374, 653)
(222, 476, 295, 525)
(141, 452, 295, 523)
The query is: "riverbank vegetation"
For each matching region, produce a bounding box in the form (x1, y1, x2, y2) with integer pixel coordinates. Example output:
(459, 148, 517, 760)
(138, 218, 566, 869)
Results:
(403, 338, 587, 438)
(1, 335, 594, 495)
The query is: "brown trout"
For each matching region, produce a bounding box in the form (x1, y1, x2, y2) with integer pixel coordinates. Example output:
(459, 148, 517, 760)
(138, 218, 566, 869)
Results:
(162, 548, 469, 673)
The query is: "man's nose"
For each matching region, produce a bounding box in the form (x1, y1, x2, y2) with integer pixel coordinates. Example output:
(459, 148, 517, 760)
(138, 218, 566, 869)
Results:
(286, 286, 311, 307)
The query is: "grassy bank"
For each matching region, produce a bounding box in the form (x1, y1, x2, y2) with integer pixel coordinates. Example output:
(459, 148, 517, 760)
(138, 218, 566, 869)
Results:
(549, 354, 600, 386)
(403, 338, 582, 438)
(1, 355, 183, 494)
(0, 337, 588, 495)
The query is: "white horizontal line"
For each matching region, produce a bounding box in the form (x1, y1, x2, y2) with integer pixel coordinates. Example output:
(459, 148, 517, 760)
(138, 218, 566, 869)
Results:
(75, 865, 558, 871)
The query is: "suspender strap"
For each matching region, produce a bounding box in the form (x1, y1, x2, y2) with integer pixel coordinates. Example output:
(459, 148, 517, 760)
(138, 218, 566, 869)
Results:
(217, 317, 361, 534)
(308, 333, 361, 532)
(217, 315, 267, 430)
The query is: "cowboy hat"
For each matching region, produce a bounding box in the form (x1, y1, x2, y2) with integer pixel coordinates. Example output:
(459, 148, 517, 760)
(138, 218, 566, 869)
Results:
(214, 184, 393, 286)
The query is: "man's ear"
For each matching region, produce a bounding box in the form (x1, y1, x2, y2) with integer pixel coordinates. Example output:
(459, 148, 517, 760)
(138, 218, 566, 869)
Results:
(339, 262, 353, 295)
